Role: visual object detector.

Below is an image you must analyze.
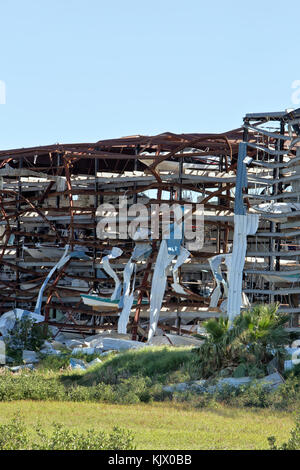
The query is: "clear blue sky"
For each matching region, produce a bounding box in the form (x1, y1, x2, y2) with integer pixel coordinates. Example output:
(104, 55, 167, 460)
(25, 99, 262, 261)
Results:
(1, 0, 300, 150)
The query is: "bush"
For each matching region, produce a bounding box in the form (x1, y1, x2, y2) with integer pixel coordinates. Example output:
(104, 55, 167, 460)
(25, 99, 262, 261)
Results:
(38, 353, 72, 371)
(0, 414, 29, 450)
(268, 414, 300, 450)
(5, 317, 50, 363)
(0, 414, 135, 450)
(0, 369, 163, 404)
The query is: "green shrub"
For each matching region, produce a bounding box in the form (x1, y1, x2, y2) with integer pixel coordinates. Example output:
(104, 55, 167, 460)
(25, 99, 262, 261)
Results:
(268, 414, 300, 450)
(0, 414, 135, 450)
(38, 353, 72, 371)
(5, 317, 50, 363)
(0, 414, 29, 450)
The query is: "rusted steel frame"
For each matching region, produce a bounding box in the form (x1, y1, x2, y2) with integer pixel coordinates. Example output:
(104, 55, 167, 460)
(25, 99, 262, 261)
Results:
(0, 189, 66, 244)
(157, 324, 195, 336)
(0, 131, 241, 159)
(49, 181, 216, 200)
(43, 322, 115, 331)
(141, 150, 230, 159)
(38, 181, 55, 205)
(149, 135, 232, 171)
(147, 194, 234, 206)
(60, 148, 234, 162)
(66, 184, 159, 197)
(65, 305, 89, 324)
(0, 158, 13, 168)
(10, 230, 72, 246)
(42, 285, 88, 296)
(0, 144, 96, 158)
(162, 300, 210, 308)
(0, 204, 79, 225)
(131, 256, 153, 340)
(0, 196, 12, 264)
(0, 293, 37, 302)
(14, 273, 47, 284)
(46, 304, 107, 315)
(44, 258, 71, 324)
(0, 277, 53, 296)
(164, 290, 207, 302)
(0, 259, 47, 277)
(0, 191, 32, 207)
(132, 183, 235, 339)
(37, 237, 122, 249)
(55, 282, 87, 320)
(61, 151, 140, 160)
(132, 164, 162, 339)
(0, 205, 47, 222)
(42, 207, 95, 213)
(63, 155, 75, 247)
(143, 199, 233, 215)
(0, 279, 42, 295)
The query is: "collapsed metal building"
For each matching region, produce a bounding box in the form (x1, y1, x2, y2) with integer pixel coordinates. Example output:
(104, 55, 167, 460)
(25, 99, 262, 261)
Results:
(0, 108, 299, 340)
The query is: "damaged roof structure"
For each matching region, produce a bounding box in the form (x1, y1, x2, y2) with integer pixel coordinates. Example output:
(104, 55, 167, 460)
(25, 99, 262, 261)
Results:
(0, 108, 299, 343)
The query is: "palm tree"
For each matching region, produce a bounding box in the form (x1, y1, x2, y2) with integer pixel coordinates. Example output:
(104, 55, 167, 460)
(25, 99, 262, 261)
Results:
(196, 304, 289, 379)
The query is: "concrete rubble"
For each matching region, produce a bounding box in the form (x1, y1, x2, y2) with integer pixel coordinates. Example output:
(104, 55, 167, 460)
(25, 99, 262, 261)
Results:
(163, 372, 285, 395)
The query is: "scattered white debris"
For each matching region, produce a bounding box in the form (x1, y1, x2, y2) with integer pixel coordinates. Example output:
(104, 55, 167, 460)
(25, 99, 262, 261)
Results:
(69, 358, 87, 370)
(22, 350, 39, 364)
(284, 346, 300, 371)
(10, 364, 35, 372)
(65, 339, 88, 350)
(149, 334, 203, 347)
(163, 372, 285, 394)
(100, 350, 114, 356)
(87, 357, 102, 368)
(101, 337, 145, 351)
(71, 347, 101, 356)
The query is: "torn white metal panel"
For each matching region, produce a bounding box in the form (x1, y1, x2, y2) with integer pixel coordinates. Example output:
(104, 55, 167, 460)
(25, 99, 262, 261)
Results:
(171, 246, 191, 295)
(101, 247, 123, 301)
(148, 240, 175, 342)
(117, 264, 136, 334)
(208, 254, 229, 308)
(23, 245, 66, 260)
(227, 214, 259, 321)
(253, 202, 300, 221)
(117, 240, 152, 334)
(34, 245, 70, 315)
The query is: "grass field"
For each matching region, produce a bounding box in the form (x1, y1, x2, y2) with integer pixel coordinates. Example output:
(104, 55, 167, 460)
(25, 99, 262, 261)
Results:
(0, 401, 294, 450)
